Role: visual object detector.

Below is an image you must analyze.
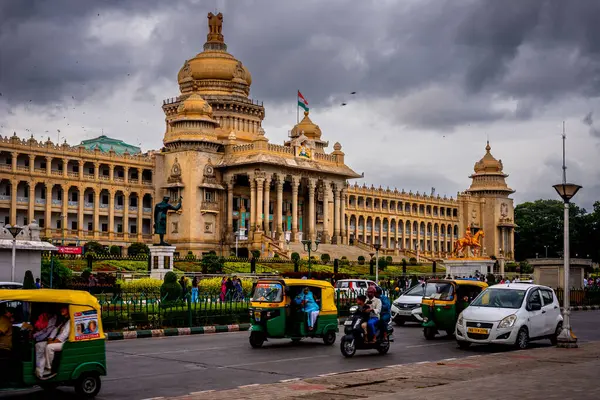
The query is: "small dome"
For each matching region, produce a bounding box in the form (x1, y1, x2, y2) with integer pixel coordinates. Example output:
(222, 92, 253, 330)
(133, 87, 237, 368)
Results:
(176, 93, 214, 122)
(474, 141, 504, 173)
(291, 111, 322, 139)
(333, 142, 342, 151)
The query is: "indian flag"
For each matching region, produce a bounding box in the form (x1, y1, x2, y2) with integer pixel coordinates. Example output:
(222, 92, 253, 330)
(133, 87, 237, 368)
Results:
(298, 90, 309, 112)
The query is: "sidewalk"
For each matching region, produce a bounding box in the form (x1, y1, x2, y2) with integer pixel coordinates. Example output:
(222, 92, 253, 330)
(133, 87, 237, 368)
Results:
(167, 341, 600, 399)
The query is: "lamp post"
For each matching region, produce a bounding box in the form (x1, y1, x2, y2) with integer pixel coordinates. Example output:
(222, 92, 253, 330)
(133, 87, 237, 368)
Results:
(544, 245, 549, 258)
(6, 225, 24, 282)
(552, 123, 582, 348)
(301, 239, 320, 278)
(373, 244, 381, 284)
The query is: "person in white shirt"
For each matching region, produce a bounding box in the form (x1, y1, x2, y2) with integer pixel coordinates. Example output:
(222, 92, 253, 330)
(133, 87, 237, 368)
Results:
(35, 306, 70, 379)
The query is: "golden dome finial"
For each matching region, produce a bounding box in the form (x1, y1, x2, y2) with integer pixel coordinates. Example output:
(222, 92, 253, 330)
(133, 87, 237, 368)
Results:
(304, 111, 309, 117)
(485, 140, 491, 153)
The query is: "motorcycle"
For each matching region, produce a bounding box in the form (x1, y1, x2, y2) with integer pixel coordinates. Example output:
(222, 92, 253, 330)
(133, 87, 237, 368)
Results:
(340, 305, 394, 357)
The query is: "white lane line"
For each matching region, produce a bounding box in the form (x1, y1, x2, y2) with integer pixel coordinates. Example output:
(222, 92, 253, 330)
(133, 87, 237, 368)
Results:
(220, 354, 330, 369)
(317, 372, 340, 377)
(140, 397, 165, 400)
(442, 358, 457, 361)
(280, 378, 301, 383)
(239, 384, 260, 388)
(416, 361, 430, 364)
(190, 390, 215, 395)
(353, 368, 370, 372)
(405, 342, 449, 348)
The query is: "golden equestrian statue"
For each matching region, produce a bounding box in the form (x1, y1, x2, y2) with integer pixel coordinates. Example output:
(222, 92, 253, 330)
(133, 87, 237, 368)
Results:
(453, 227, 485, 258)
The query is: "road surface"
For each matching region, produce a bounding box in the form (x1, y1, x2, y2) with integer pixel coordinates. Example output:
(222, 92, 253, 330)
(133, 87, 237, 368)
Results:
(3, 311, 600, 399)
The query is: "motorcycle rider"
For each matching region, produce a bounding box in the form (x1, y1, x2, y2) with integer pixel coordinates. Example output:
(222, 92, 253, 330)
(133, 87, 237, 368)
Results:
(364, 287, 381, 343)
(376, 287, 391, 340)
(355, 295, 370, 339)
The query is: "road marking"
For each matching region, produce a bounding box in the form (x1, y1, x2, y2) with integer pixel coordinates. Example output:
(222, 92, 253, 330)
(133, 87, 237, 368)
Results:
(239, 384, 260, 388)
(442, 357, 457, 361)
(140, 397, 164, 400)
(317, 372, 341, 377)
(405, 342, 449, 348)
(190, 390, 214, 395)
(280, 378, 302, 383)
(220, 354, 330, 368)
(416, 361, 430, 364)
(353, 368, 370, 372)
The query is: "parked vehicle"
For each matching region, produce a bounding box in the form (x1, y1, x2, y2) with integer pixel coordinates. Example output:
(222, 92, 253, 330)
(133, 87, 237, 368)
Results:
(421, 279, 488, 340)
(340, 305, 393, 357)
(391, 284, 426, 325)
(0, 282, 23, 289)
(248, 279, 338, 348)
(0, 289, 106, 398)
(335, 279, 377, 295)
(455, 283, 563, 349)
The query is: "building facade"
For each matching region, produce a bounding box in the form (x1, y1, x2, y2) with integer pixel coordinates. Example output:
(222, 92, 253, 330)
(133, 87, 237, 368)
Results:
(0, 12, 515, 260)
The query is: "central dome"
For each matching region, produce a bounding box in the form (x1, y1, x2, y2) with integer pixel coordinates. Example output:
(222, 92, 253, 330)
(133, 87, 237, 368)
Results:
(177, 12, 252, 97)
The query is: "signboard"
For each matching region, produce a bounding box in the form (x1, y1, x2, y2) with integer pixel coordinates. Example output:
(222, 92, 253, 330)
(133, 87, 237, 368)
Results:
(57, 246, 82, 255)
(73, 310, 101, 341)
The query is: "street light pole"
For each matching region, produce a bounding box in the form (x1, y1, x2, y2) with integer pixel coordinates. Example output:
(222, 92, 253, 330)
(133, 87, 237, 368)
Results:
(6, 225, 24, 282)
(301, 239, 320, 278)
(373, 244, 381, 284)
(544, 245, 549, 258)
(552, 123, 582, 348)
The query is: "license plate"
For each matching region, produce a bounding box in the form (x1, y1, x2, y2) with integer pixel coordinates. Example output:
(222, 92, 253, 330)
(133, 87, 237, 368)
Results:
(398, 310, 413, 315)
(344, 320, 353, 326)
(467, 327, 489, 334)
(254, 312, 261, 322)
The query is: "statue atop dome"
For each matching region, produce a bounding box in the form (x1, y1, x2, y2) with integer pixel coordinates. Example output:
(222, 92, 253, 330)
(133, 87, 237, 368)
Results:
(207, 12, 224, 43)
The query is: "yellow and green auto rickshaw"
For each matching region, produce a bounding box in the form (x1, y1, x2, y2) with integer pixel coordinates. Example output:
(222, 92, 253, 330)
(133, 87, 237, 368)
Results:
(0, 289, 106, 398)
(248, 279, 339, 348)
(421, 279, 488, 340)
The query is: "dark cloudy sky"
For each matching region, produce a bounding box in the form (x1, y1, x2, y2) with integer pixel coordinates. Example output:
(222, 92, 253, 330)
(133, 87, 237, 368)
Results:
(1, 0, 599, 209)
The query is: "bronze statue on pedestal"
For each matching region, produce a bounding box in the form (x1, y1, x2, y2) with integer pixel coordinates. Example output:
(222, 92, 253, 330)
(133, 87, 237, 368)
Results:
(153, 196, 182, 246)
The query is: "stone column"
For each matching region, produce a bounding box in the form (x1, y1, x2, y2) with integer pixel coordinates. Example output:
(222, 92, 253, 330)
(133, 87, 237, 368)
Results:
(78, 189, 84, 236)
(9, 180, 17, 225)
(226, 176, 234, 235)
(291, 176, 300, 241)
(333, 184, 341, 243)
(28, 183, 35, 225)
(78, 160, 84, 180)
(386, 222, 391, 248)
(44, 184, 52, 236)
(62, 159, 68, 178)
(61, 185, 68, 234)
(94, 162, 99, 180)
(340, 189, 346, 244)
(255, 176, 265, 232)
(46, 157, 52, 177)
(249, 178, 256, 232)
(322, 183, 330, 243)
(108, 190, 115, 239)
(11, 152, 17, 172)
(124, 167, 129, 184)
(137, 195, 143, 241)
(264, 177, 271, 237)
(28, 155, 35, 174)
(93, 190, 100, 239)
(123, 192, 129, 241)
(109, 164, 114, 182)
(308, 178, 316, 241)
(276, 175, 284, 240)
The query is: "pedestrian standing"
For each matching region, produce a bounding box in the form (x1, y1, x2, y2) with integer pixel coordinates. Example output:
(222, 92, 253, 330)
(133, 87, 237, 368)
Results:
(191, 277, 199, 303)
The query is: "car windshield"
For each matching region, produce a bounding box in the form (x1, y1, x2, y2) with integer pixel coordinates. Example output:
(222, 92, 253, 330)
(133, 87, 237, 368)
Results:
(423, 282, 454, 300)
(403, 284, 428, 297)
(471, 288, 526, 309)
(252, 283, 283, 302)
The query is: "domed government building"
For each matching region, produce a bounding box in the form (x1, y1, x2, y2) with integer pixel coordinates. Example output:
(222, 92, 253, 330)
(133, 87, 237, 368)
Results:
(0, 13, 515, 262)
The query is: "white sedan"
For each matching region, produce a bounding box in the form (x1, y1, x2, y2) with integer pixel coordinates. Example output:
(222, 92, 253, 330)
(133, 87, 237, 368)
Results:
(455, 283, 563, 350)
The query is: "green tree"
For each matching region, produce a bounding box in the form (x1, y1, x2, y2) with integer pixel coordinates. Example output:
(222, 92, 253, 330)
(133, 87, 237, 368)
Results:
(377, 256, 388, 271)
(160, 271, 182, 301)
(41, 258, 72, 289)
(201, 253, 224, 274)
(128, 242, 149, 257)
(291, 252, 300, 262)
(357, 255, 365, 265)
(109, 245, 121, 255)
(85, 241, 106, 254)
(320, 253, 331, 264)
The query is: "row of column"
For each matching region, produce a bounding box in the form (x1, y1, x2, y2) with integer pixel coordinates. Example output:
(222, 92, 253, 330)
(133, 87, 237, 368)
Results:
(351, 222, 455, 251)
(225, 173, 347, 243)
(5, 180, 149, 240)
(7, 152, 148, 184)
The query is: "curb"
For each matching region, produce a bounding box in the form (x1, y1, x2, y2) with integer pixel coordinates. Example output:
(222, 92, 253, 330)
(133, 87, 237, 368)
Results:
(565, 306, 600, 312)
(106, 323, 251, 341)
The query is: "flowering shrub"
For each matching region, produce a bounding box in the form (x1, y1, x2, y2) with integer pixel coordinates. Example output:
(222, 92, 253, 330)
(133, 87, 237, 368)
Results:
(118, 276, 254, 297)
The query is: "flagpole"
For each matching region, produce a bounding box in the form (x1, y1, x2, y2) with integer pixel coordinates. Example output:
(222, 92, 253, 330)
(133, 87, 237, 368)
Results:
(297, 90, 299, 124)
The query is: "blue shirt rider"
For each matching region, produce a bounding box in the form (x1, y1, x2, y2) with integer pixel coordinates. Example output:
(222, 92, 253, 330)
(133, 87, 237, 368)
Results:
(376, 287, 391, 339)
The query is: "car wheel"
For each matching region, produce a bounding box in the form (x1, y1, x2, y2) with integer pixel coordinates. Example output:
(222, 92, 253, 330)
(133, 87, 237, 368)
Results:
(550, 322, 563, 346)
(457, 340, 471, 349)
(74, 373, 101, 398)
(323, 331, 336, 346)
(515, 327, 529, 350)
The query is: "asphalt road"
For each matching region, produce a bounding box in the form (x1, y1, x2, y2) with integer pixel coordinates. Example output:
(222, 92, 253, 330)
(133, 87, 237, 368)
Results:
(3, 311, 600, 400)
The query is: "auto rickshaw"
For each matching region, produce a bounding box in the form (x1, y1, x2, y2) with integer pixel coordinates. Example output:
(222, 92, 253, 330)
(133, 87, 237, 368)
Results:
(248, 278, 339, 348)
(0, 289, 106, 398)
(421, 279, 488, 340)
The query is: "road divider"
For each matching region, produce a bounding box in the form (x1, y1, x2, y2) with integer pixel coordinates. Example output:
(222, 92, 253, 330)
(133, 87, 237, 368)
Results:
(106, 324, 251, 341)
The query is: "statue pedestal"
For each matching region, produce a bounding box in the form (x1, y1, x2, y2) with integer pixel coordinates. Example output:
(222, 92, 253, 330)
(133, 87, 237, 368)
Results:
(443, 259, 495, 278)
(149, 246, 176, 280)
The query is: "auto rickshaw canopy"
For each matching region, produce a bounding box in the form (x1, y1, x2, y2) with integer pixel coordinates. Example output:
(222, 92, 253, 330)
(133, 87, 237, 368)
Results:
(0, 289, 101, 312)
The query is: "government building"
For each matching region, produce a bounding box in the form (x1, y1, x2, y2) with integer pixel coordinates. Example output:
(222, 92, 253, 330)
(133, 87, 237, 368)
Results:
(0, 13, 516, 261)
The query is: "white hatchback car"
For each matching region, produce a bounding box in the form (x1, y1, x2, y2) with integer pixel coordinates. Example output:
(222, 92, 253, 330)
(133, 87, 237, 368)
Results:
(455, 283, 563, 350)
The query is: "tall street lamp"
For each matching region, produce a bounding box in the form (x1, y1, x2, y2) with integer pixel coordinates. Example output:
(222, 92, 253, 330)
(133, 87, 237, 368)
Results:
(552, 123, 582, 348)
(6, 225, 24, 282)
(301, 239, 320, 278)
(373, 244, 381, 284)
(544, 245, 549, 258)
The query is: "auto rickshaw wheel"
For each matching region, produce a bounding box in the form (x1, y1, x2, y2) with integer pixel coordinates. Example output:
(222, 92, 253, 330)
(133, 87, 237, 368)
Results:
(74, 372, 101, 398)
(323, 331, 336, 346)
(423, 327, 436, 340)
(249, 332, 265, 348)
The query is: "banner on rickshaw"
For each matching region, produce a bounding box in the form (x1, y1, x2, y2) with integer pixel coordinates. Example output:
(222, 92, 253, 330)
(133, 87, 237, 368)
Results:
(73, 310, 100, 341)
